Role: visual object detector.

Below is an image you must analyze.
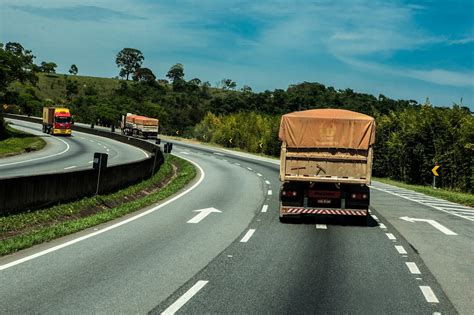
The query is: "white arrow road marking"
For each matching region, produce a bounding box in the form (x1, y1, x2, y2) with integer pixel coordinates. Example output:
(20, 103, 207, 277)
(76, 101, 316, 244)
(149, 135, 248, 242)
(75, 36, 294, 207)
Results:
(161, 280, 209, 315)
(400, 216, 457, 235)
(187, 207, 222, 224)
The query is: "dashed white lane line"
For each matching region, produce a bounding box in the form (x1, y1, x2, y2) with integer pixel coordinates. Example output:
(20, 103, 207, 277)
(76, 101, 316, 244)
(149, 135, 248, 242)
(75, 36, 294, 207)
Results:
(180, 151, 190, 155)
(268, 190, 273, 196)
(420, 286, 439, 303)
(257, 173, 262, 177)
(316, 224, 327, 229)
(240, 229, 256, 243)
(372, 215, 379, 220)
(395, 245, 408, 254)
(222, 159, 227, 162)
(265, 180, 270, 185)
(261, 205, 268, 213)
(213, 152, 225, 156)
(247, 167, 253, 171)
(103, 146, 107, 149)
(386, 233, 396, 240)
(106, 149, 110, 152)
(64, 165, 77, 170)
(88, 160, 93, 164)
(379, 223, 387, 229)
(234, 163, 240, 166)
(161, 280, 209, 315)
(406, 262, 421, 274)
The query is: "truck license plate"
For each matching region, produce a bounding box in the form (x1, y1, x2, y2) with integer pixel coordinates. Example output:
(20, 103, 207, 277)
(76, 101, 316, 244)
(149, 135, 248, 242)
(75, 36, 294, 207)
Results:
(317, 199, 331, 204)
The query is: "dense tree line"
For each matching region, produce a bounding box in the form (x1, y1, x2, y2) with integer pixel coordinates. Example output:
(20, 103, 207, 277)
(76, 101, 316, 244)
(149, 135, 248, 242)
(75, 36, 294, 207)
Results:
(1, 43, 472, 192)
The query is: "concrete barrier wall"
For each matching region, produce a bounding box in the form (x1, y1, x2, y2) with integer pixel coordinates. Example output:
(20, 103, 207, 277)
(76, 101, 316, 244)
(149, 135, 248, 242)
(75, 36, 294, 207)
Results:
(1, 114, 164, 215)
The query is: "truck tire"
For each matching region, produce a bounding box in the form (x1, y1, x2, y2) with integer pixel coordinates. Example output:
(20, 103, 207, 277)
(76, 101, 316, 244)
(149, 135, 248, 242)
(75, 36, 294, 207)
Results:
(279, 216, 292, 224)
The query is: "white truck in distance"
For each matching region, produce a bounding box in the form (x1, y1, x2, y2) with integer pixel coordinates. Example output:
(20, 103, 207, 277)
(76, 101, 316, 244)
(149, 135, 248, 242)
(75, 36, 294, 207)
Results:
(120, 113, 159, 139)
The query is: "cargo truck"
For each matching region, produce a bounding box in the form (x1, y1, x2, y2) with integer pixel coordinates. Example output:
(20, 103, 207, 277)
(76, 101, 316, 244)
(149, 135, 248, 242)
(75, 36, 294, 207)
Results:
(278, 109, 375, 223)
(42, 107, 72, 135)
(120, 113, 159, 139)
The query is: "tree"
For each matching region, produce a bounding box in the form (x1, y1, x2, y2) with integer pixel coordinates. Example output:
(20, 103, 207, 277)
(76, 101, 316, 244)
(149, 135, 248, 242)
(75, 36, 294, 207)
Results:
(40, 61, 57, 73)
(69, 64, 78, 75)
(115, 48, 144, 80)
(241, 85, 252, 93)
(220, 78, 236, 90)
(132, 67, 156, 83)
(0, 42, 38, 139)
(0, 42, 37, 91)
(166, 63, 185, 91)
(65, 78, 79, 100)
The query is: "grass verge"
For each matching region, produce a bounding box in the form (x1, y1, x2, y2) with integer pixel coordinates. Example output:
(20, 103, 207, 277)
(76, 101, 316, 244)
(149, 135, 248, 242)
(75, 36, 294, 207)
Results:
(374, 177, 474, 207)
(0, 124, 46, 157)
(0, 155, 196, 256)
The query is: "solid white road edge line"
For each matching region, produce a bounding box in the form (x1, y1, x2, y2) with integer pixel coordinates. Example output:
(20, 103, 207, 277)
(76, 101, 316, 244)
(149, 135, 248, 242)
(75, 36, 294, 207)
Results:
(0, 154, 205, 271)
(64, 166, 77, 170)
(0, 136, 70, 167)
(371, 185, 473, 222)
(316, 224, 327, 229)
(395, 245, 408, 254)
(420, 286, 439, 303)
(161, 280, 209, 315)
(261, 205, 268, 213)
(240, 229, 256, 243)
(406, 262, 421, 274)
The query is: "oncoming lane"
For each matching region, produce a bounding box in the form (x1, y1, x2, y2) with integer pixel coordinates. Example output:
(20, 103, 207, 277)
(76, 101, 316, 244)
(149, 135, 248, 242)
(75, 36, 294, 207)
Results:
(0, 119, 149, 178)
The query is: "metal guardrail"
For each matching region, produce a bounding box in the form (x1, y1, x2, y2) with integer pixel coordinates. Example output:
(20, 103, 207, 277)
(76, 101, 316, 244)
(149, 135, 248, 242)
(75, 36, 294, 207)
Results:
(1, 114, 164, 215)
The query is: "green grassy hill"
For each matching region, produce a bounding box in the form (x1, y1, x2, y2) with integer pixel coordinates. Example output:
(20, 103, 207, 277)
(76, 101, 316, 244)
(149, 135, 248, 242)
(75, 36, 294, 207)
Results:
(10, 73, 123, 102)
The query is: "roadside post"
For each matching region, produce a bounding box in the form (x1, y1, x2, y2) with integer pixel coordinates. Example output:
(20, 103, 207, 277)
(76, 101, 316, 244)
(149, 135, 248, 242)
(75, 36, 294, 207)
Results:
(432, 164, 440, 188)
(93, 152, 108, 195)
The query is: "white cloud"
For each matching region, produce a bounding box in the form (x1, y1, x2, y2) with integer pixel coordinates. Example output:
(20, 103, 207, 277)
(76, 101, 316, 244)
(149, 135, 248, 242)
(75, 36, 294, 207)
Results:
(448, 36, 474, 45)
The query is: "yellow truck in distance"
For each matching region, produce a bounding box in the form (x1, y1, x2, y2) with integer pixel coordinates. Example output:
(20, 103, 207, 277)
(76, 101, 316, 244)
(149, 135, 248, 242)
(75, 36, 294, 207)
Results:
(278, 109, 375, 223)
(42, 107, 72, 136)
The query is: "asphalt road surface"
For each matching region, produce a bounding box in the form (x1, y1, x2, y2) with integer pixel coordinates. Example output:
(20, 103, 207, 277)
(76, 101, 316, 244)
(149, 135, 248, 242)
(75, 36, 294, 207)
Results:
(1, 139, 472, 314)
(0, 119, 149, 178)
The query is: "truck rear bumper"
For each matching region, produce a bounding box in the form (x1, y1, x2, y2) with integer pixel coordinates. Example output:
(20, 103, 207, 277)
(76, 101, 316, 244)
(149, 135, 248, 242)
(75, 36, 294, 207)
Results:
(280, 206, 367, 217)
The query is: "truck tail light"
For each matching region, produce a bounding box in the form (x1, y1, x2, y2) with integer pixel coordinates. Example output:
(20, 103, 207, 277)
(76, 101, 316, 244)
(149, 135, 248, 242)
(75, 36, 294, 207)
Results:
(282, 190, 297, 197)
(351, 193, 368, 200)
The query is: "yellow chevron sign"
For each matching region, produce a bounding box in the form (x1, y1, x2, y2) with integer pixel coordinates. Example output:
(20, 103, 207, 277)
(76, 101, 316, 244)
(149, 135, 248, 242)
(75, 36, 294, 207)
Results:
(432, 165, 440, 176)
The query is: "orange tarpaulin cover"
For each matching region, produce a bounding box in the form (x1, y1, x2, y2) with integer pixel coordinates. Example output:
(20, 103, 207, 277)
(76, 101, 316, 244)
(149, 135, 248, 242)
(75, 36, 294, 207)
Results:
(279, 109, 375, 150)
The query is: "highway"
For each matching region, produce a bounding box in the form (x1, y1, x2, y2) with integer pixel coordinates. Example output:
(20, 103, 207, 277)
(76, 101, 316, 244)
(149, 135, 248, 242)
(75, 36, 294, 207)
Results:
(1, 139, 472, 314)
(0, 119, 149, 178)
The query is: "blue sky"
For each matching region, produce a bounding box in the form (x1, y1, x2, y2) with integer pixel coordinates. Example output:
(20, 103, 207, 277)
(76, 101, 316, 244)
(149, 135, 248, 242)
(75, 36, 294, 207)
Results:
(1, 0, 473, 109)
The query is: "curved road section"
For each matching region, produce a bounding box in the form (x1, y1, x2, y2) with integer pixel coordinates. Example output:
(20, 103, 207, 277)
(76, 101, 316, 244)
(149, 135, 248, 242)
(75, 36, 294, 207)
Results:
(0, 140, 471, 313)
(0, 119, 149, 178)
